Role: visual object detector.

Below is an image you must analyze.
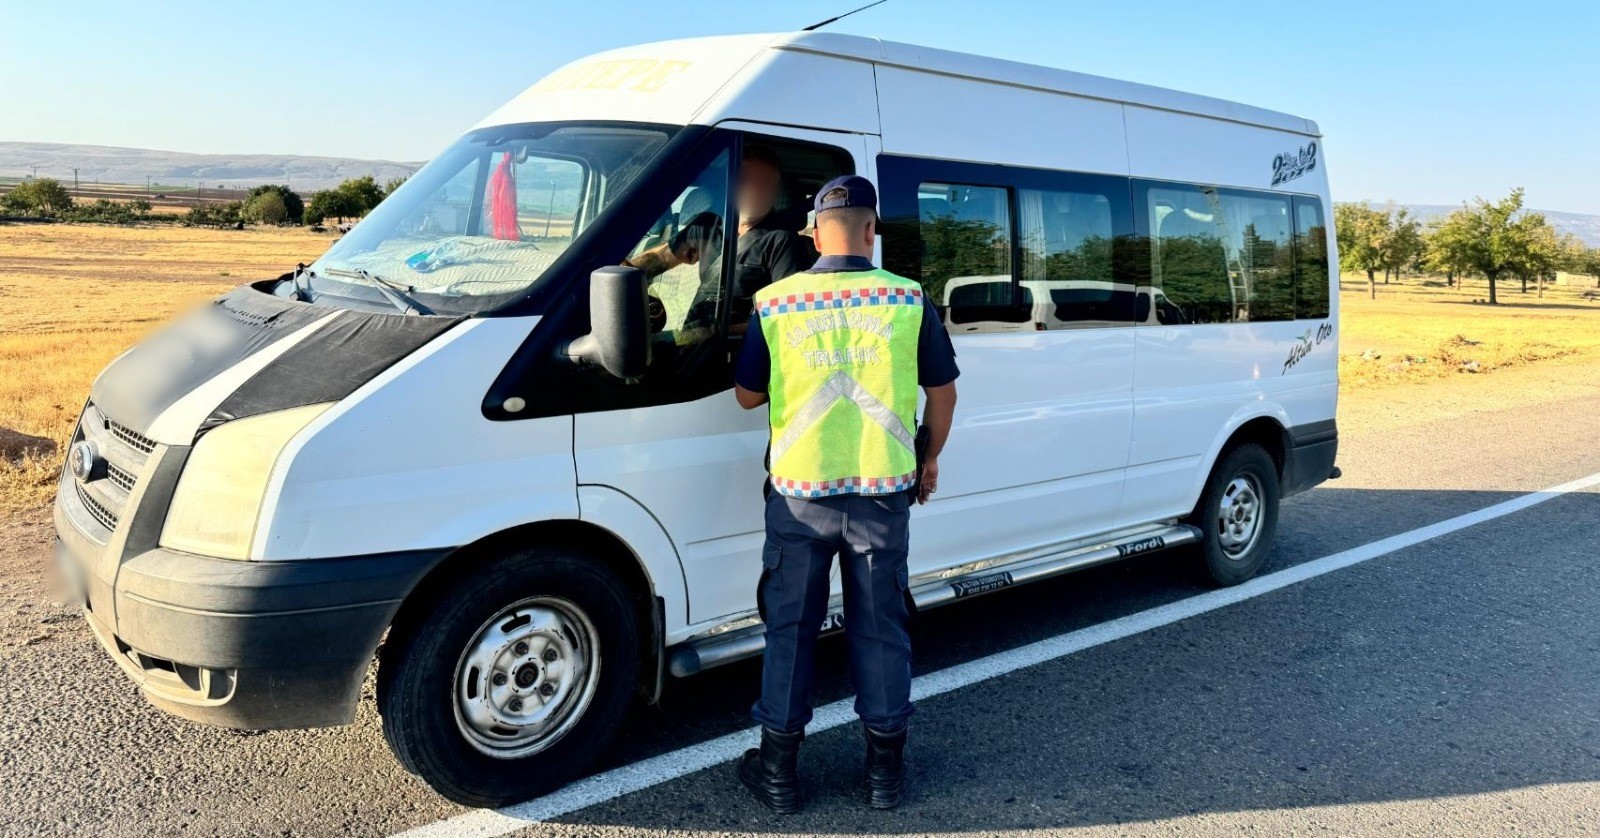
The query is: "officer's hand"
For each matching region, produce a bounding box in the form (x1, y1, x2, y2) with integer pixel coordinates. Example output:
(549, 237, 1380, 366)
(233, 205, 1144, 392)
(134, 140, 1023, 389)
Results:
(917, 457, 939, 505)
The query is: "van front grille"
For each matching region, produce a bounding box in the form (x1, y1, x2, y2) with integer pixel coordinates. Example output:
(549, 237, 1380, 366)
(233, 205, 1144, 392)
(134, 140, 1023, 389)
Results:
(106, 461, 137, 492)
(108, 420, 156, 454)
(63, 402, 155, 538)
(74, 480, 120, 531)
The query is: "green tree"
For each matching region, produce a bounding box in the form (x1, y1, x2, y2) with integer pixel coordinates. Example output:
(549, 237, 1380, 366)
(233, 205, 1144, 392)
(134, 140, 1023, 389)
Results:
(305, 188, 355, 225)
(242, 190, 289, 225)
(337, 175, 385, 215)
(1577, 247, 1600, 288)
(246, 184, 303, 223)
(306, 176, 388, 224)
(1381, 206, 1423, 283)
(2, 178, 75, 216)
(1454, 188, 1543, 305)
(382, 175, 409, 198)
(184, 200, 244, 228)
(1334, 202, 1388, 299)
(1505, 214, 1560, 296)
(1425, 210, 1476, 288)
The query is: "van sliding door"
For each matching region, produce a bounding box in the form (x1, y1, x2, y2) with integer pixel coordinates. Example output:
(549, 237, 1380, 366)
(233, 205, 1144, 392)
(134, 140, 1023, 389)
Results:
(878, 155, 1137, 574)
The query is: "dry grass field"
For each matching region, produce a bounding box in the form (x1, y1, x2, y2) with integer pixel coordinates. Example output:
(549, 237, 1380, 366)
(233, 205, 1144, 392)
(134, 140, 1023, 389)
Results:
(1339, 276, 1600, 387)
(2, 221, 1600, 515)
(0, 223, 335, 512)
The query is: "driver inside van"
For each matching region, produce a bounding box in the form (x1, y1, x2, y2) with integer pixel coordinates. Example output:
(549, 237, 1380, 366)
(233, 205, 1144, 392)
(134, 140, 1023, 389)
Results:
(625, 144, 818, 337)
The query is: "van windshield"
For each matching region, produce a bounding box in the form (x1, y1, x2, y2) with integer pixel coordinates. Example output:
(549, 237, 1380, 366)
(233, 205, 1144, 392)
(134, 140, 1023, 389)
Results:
(309, 122, 674, 313)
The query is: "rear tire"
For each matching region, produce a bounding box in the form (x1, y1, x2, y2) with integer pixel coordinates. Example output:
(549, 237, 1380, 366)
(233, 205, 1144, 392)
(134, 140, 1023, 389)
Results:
(1186, 443, 1280, 586)
(377, 547, 640, 807)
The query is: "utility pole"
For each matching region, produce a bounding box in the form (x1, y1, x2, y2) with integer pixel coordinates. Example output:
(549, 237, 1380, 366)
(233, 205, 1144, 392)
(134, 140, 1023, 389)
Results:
(72, 167, 79, 190)
(146, 176, 151, 198)
(29, 164, 39, 179)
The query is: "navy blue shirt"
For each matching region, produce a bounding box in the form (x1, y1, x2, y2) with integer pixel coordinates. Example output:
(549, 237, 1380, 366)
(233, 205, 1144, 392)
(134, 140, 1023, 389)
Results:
(734, 254, 960, 393)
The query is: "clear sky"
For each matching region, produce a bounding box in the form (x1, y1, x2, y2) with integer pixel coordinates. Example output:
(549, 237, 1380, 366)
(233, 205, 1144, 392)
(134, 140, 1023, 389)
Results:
(2, 1, 1596, 212)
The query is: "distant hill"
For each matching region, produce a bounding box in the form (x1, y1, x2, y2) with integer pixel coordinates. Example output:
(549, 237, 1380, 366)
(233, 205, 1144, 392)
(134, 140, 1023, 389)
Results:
(0, 141, 422, 193)
(1353, 201, 1600, 248)
(5, 141, 1598, 245)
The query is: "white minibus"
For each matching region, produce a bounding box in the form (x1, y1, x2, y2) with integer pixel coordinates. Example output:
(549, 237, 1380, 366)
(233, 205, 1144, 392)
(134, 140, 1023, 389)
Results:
(54, 31, 1339, 805)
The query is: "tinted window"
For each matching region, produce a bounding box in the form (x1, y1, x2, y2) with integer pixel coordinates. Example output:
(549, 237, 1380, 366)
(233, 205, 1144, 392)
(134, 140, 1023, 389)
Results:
(917, 182, 1021, 331)
(1019, 184, 1133, 327)
(1138, 182, 1300, 324)
(1141, 183, 1233, 324)
(1294, 197, 1331, 319)
(632, 150, 731, 352)
(1220, 189, 1294, 322)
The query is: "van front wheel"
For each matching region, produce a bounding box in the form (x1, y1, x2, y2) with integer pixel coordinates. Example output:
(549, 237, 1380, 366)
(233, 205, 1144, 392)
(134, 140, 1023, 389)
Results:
(1188, 443, 1280, 586)
(377, 548, 640, 807)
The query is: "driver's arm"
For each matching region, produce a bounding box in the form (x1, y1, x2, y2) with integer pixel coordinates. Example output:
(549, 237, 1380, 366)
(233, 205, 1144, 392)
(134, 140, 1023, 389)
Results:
(624, 243, 682, 279)
(627, 211, 720, 277)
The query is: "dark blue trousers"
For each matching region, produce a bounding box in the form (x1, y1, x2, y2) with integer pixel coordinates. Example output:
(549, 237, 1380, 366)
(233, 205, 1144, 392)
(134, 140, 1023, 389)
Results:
(751, 490, 914, 734)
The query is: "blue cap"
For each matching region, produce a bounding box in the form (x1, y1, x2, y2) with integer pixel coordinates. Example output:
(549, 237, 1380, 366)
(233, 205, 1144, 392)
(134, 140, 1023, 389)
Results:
(814, 175, 878, 215)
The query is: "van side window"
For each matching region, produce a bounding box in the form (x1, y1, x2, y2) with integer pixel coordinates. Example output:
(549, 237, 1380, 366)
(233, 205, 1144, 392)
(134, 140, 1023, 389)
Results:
(917, 182, 1021, 332)
(1019, 185, 1132, 328)
(1218, 189, 1295, 322)
(1293, 197, 1331, 319)
(1140, 183, 1233, 324)
(630, 150, 731, 351)
(1137, 182, 1298, 324)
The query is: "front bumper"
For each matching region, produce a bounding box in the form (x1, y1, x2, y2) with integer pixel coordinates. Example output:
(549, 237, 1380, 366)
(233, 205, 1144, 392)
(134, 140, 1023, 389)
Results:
(55, 505, 447, 730)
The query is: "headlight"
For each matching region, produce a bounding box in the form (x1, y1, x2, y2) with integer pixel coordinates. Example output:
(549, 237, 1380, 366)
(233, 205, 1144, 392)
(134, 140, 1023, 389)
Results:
(160, 403, 333, 559)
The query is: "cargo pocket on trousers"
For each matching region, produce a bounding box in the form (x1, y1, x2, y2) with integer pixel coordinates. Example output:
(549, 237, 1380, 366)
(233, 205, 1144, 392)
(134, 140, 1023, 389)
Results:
(757, 542, 783, 624)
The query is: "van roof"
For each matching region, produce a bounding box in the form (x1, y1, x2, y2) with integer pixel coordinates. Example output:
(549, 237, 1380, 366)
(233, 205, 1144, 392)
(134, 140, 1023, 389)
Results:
(773, 32, 1319, 136)
(477, 32, 1319, 138)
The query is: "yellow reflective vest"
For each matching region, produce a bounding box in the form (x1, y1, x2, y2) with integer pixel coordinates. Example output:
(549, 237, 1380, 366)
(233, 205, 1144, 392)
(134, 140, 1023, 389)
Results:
(755, 268, 923, 498)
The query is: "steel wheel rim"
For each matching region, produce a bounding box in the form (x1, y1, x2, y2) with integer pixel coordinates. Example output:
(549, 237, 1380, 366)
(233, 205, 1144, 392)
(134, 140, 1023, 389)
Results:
(1216, 474, 1264, 558)
(452, 596, 600, 759)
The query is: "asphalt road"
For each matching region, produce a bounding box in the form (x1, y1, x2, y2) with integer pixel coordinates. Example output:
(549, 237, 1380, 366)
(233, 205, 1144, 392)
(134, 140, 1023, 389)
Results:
(4, 361, 1599, 837)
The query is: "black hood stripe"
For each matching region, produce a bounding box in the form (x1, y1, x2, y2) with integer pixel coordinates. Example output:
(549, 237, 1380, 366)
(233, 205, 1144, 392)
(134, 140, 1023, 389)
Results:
(91, 283, 462, 439)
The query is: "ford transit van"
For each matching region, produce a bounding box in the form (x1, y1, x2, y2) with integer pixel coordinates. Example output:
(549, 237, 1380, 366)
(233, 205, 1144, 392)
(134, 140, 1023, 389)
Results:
(54, 31, 1339, 806)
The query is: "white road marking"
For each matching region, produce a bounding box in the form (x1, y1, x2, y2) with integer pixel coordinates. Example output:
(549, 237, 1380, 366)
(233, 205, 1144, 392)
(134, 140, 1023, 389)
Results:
(394, 469, 1600, 838)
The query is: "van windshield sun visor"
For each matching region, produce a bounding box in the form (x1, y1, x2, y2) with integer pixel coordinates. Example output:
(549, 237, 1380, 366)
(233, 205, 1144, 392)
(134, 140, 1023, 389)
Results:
(89, 284, 461, 439)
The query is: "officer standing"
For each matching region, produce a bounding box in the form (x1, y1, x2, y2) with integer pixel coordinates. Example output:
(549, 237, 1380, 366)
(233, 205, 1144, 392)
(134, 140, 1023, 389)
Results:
(732, 175, 959, 812)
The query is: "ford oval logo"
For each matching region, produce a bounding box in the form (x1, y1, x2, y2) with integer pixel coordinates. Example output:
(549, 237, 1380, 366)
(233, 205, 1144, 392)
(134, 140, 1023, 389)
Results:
(69, 440, 100, 482)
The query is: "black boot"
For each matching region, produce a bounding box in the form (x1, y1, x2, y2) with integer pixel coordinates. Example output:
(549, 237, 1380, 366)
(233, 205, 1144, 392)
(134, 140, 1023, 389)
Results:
(863, 725, 907, 809)
(738, 726, 804, 813)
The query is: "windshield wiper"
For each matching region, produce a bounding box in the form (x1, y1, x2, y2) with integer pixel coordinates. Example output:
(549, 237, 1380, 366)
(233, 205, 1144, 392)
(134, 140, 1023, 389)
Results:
(322, 267, 434, 315)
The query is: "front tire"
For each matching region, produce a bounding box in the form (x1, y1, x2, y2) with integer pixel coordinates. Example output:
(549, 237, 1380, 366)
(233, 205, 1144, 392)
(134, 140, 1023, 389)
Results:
(1186, 443, 1280, 586)
(377, 548, 640, 807)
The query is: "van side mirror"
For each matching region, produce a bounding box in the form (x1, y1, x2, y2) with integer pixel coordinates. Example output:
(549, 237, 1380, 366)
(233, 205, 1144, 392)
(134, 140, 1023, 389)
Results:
(563, 266, 652, 380)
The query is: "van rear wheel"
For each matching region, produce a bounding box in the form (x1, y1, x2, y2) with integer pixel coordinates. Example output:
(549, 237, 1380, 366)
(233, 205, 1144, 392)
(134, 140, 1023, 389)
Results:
(377, 548, 639, 807)
(1187, 443, 1280, 586)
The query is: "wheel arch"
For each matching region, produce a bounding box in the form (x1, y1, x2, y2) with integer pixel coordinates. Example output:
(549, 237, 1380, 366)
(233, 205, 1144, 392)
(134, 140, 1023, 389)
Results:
(385, 517, 668, 704)
(1185, 410, 1289, 516)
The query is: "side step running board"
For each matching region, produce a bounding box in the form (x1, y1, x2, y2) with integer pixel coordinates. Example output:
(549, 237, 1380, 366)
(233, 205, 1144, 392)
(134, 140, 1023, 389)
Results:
(668, 522, 1202, 677)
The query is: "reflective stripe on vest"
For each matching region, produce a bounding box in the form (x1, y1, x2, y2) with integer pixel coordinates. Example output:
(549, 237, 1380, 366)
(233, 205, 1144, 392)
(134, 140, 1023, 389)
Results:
(756, 268, 924, 498)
